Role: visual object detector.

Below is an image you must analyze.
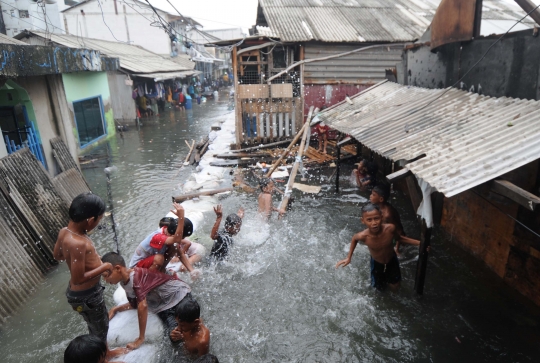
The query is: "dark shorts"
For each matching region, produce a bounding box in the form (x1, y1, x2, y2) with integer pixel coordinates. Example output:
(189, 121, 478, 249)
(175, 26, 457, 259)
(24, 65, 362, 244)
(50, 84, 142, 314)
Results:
(156, 293, 194, 341)
(370, 254, 401, 290)
(66, 283, 109, 342)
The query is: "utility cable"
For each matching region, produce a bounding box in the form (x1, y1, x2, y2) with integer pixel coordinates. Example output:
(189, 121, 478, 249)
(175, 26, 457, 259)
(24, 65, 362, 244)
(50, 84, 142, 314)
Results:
(470, 189, 540, 240)
(97, 0, 130, 43)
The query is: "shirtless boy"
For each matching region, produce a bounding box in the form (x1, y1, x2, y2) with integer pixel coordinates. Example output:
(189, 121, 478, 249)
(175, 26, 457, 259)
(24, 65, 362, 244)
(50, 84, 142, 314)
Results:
(54, 193, 126, 359)
(257, 178, 284, 219)
(336, 203, 420, 290)
(370, 185, 407, 256)
(170, 295, 210, 357)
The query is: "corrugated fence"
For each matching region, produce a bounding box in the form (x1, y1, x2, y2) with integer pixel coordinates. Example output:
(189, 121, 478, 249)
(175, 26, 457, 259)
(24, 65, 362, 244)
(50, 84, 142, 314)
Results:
(0, 140, 90, 325)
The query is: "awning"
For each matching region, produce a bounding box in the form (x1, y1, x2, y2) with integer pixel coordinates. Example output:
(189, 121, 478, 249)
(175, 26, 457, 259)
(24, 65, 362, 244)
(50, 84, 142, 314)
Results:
(320, 81, 540, 198)
(134, 70, 202, 81)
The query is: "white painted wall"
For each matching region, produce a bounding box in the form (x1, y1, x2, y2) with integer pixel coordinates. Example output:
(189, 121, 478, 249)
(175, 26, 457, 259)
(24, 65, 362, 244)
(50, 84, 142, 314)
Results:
(1, 0, 64, 37)
(62, 0, 187, 55)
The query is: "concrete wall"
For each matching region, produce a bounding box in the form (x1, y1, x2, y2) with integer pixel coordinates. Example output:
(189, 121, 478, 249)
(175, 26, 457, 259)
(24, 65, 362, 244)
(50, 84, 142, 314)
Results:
(62, 71, 116, 153)
(1, 0, 63, 38)
(62, 0, 172, 55)
(405, 29, 540, 100)
(107, 71, 136, 121)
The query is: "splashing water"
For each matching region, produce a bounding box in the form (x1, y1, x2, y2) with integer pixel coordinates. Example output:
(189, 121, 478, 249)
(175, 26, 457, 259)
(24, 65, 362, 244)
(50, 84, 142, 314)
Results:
(1, 95, 539, 363)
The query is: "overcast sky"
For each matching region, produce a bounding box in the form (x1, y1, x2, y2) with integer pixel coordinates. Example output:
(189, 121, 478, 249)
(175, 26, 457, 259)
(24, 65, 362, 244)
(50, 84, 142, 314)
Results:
(151, 0, 259, 32)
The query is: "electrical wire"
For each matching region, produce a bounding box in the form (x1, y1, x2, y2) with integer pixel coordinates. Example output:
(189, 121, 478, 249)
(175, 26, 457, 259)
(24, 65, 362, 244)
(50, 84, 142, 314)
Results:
(407, 3, 540, 116)
(470, 189, 540, 240)
(96, 0, 130, 43)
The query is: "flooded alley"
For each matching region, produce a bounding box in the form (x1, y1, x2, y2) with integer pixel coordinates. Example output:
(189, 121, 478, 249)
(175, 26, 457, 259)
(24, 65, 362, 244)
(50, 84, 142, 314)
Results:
(1, 98, 539, 363)
(2, 1, 540, 362)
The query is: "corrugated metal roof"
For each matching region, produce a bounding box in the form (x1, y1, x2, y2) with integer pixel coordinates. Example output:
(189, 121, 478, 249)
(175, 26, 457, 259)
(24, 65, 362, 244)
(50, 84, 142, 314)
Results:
(304, 43, 403, 84)
(134, 70, 202, 81)
(319, 81, 540, 197)
(20, 31, 193, 74)
(0, 33, 27, 45)
(257, 0, 536, 43)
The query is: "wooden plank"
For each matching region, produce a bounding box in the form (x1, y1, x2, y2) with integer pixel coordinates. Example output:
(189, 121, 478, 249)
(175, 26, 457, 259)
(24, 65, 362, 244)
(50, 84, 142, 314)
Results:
(230, 139, 293, 153)
(172, 187, 234, 203)
(386, 168, 412, 183)
(405, 175, 422, 212)
(414, 219, 432, 295)
(210, 159, 261, 167)
(491, 179, 540, 211)
(337, 136, 354, 147)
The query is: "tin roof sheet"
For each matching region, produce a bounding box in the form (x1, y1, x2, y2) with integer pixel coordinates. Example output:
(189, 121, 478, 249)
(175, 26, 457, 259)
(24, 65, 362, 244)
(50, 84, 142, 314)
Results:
(20, 31, 193, 74)
(257, 0, 536, 43)
(0, 33, 27, 45)
(319, 81, 540, 197)
(134, 70, 202, 81)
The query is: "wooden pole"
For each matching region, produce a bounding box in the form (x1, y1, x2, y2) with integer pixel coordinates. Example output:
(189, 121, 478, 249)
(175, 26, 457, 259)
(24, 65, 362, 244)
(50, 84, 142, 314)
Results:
(229, 139, 293, 153)
(265, 106, 314, 177)
(278, 111, 311, 215)
(172, 187, 234, 203)
(335, 145, 340, 193)
(183, 140, 195, 165)
(414, 218, 432, 295)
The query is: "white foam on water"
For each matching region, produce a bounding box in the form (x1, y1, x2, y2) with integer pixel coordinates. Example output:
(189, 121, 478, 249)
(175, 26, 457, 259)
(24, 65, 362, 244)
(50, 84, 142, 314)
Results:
(234, 216, 270, 247)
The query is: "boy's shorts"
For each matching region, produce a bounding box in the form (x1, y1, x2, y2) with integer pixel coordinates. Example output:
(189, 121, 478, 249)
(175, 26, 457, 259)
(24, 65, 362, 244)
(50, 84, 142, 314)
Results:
(136, 254, 160, 269)
(370, 254, 401, 290)
(66, 283, 109, 342)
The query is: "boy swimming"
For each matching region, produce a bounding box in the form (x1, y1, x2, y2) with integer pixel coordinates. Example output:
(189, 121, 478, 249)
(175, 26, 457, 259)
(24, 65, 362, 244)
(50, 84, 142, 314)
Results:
(170, 295, 210, 357)
(336, 203, 420, 290)
(257, 177, 284, 219)
(370, 184, 407, 256)
(102, 252, 193, 350)
(54, 193, 126, 359)
(209, 204, 244, 260)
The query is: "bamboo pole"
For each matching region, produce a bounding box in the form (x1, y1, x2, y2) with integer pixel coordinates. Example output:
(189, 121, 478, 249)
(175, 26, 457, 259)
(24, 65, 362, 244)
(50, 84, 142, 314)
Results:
(278, 110, 312, 216)
(172, 187, 234, 203)
(183, 140, 195, 166)
(229, 139, 293, 153)
(265, 106, 314, 178)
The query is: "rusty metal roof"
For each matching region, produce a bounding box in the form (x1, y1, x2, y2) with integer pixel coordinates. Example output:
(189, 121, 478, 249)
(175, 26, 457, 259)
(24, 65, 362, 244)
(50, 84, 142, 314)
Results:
(17, 31, 194, 74)
(319, 81, 540, 197)
(257, 0, 535, 43)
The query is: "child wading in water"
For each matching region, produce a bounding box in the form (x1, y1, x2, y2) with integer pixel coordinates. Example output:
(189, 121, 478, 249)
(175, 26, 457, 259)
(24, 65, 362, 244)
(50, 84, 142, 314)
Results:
(258, 177, 285, 219)
(336, 203, 420, 290)
(370, 184, 407, 256)
(209, 204, 244, 260)
(53, 193, 127, 360)
(170, 296, 210, 357)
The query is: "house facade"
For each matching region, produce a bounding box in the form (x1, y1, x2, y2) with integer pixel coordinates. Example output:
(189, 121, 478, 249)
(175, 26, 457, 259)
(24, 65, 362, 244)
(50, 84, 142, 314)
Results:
(61, 0, 200, 56)
(0, 32, 119, 174)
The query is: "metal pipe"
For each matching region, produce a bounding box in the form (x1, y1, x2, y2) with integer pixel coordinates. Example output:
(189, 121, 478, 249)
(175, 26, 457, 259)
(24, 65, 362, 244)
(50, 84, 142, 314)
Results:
(514, 0, 540, 26)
